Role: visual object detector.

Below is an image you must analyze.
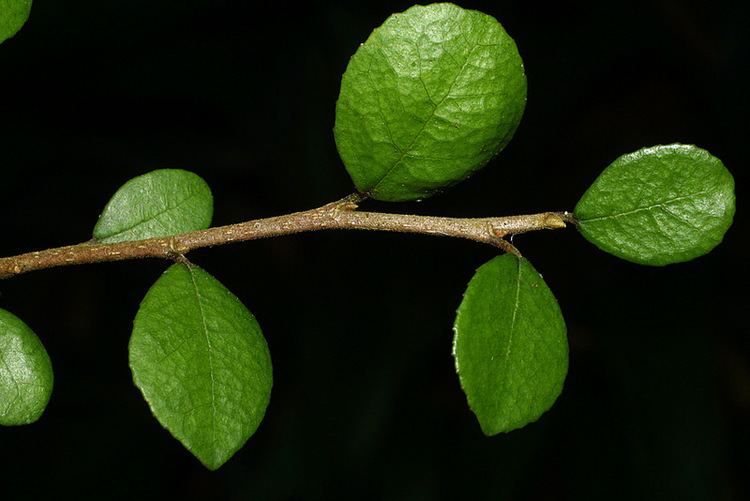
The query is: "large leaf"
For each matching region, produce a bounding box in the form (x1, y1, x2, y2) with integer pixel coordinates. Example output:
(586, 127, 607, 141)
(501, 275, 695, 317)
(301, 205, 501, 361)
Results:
(0, 308, 53, 426)
(0, 0, 32, 44)
(130, 263, 272, 470)
(453, 254, 568, 435)
(334, 3, 526, 201)
(93, 169, 213, 243)
(575, 144, 735, 265)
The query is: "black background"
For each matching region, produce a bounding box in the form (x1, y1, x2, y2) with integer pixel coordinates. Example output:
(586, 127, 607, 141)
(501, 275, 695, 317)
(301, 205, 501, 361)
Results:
(1, 1, 747, 499)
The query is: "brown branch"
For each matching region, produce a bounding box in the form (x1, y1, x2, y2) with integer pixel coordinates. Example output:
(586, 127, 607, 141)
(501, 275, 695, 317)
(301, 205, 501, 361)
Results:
(0, 194, 574, 280)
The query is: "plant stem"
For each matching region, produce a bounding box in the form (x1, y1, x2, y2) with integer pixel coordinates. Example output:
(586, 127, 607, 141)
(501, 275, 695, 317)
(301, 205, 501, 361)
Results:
(0, 194, 576, 280)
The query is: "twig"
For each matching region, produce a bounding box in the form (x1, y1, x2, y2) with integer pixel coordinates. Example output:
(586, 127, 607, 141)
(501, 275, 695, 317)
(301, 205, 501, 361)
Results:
(0, 195, 571, 279)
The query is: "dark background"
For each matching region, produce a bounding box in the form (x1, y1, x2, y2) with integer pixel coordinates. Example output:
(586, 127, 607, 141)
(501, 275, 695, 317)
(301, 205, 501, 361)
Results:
(1, 1, 747, 499)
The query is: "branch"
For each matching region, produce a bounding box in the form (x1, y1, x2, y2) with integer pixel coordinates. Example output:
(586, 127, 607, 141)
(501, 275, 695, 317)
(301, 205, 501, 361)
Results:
(0, 194, 576, 280)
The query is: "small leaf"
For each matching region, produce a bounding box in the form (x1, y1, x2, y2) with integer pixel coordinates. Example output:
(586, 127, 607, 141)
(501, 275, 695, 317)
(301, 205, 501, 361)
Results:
(0, 0, 32, 44)
(453, 254, 568, 435)
(93, 169, 213, 243)
(334, 3, 526, 201)
(575, 144, 735, 265)
(0, 308, 53, 426)
(130, 263, 272, 470)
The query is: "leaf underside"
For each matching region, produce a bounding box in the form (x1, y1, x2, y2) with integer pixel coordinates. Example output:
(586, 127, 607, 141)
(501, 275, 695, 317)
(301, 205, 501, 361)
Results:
(129, 263, 272, 470)
(575, 144, 735, 266)
(0, 0, 32, 44)
(0, 308, 53, 426)
(93, 169, 213, 243)
(334, 2, 526, 201)
(453, 254, 568, 435)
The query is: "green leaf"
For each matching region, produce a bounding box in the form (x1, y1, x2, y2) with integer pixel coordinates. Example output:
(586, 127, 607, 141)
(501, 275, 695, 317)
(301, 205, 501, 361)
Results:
(129, 263, 272, 470)
(0, 0, 32, 44)
(453, 254, 568, 435)
(575, 144, 735, 266)
(334, 3, 526, 201)
(93, 169, 213, 243)
(0, 308, 53, 426)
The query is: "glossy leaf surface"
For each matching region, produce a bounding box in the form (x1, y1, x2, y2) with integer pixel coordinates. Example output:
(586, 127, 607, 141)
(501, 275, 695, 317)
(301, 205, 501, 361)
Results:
(93, 169, 213, 243)
(130, 263, 272, 470)
(334, 3, 526, 201)
(0, 308, 53, 426)
(0, 0, 32, 44)
(575, 144, 735, 265)
(453, 254, 567, 435)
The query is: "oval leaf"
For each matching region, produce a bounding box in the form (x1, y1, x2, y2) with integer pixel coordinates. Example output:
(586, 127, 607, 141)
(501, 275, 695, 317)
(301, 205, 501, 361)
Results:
(93, 169, 213, 243)
(334, 3, 526, 201)
(575, 144, 735, 265)
(0, 308, 53, 426)
(130, 263, 272, 470)
(453, 254, 568, 435)
(0, 0, 32, 44)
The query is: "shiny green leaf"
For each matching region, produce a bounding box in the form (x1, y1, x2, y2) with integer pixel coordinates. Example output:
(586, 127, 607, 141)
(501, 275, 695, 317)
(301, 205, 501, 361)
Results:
(130, 263, 272, 470)
(0, 0, 32, 44)
(334, 3, 526, 201)
(93, 169, 213, 243)
(0, 308, 53, 426)
(575, 144, 735, 265)
(453, 254, 568, 435)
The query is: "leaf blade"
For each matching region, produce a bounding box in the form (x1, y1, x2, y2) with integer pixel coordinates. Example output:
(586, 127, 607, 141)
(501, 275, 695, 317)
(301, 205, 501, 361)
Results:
(453, 254, 568, 435)
(129, 263, 272, 470)
(0, 308, 53, 426)
(93, 169, 213, 243)
(575, 144, 735, 265)
(0, 0, 32, 44)
(334, 3, 526, 201)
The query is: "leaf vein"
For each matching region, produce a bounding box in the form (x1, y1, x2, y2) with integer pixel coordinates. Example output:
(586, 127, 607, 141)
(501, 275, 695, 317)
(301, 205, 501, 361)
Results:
(369, 37, 485, 194)
(502, 258, 522, 392)
(580, 190, 709, 223)
(187, 266, 218, 449)
(101, 190, 204, 241)
(659, 205, 704, 232)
